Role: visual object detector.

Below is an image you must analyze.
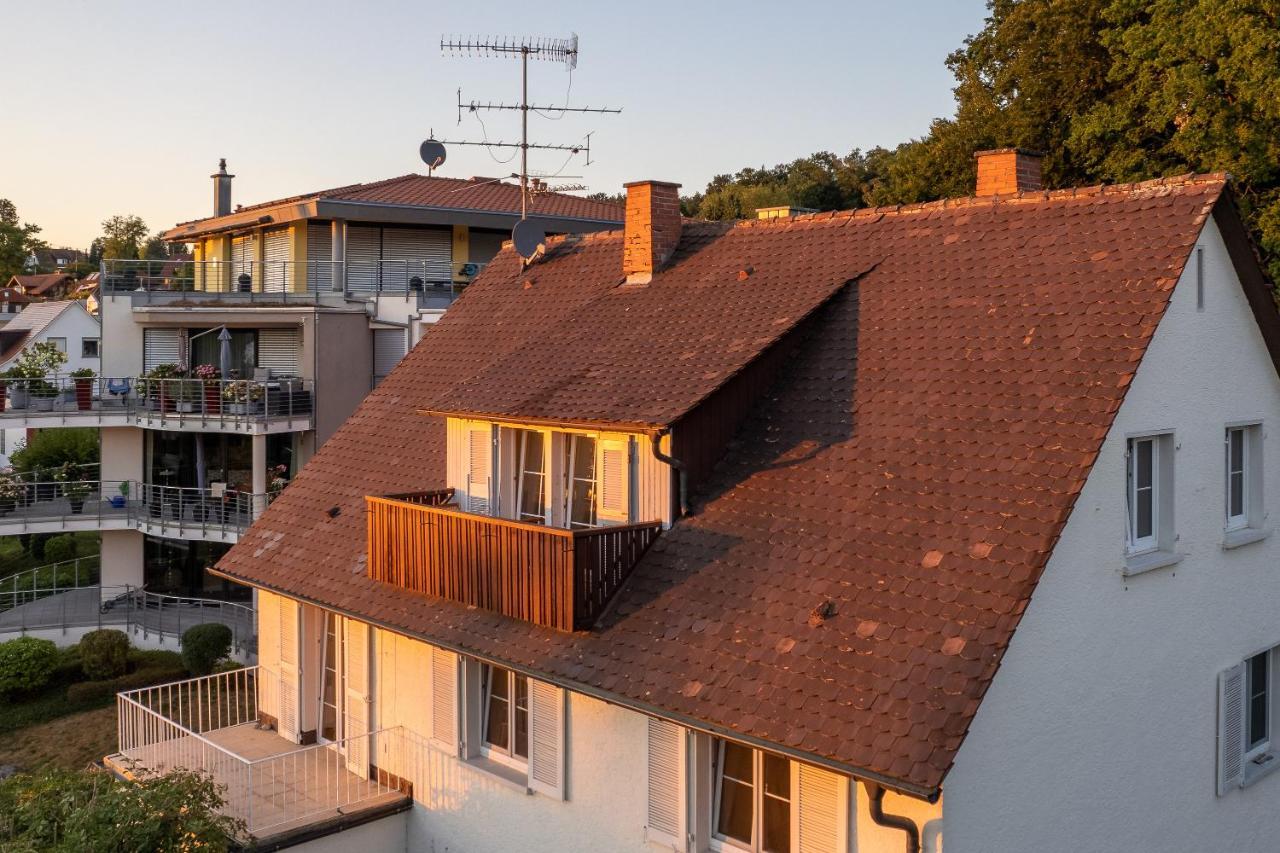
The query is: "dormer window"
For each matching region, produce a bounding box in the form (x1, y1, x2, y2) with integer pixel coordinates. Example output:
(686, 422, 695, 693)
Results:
(564, 434, 598, 528)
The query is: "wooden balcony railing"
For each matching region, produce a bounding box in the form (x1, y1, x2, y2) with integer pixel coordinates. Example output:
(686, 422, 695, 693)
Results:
(366, 494, 661, 632)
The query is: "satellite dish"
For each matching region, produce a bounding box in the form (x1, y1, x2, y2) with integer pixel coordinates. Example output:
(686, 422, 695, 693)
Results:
(512, 219, 546, 259)
(419, 139, 447, 170)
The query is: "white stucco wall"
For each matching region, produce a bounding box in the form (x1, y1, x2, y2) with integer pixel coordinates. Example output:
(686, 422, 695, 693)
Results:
(943, 216, 1280, 851)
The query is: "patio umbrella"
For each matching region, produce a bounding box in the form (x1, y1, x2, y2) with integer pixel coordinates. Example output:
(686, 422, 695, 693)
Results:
(217, 327, 232, 379)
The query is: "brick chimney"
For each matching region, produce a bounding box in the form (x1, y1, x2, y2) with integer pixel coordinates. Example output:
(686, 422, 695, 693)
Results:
(622, 180, 682, 284)
(212, 158, 234, 217)
(974, 149, 1043, 196)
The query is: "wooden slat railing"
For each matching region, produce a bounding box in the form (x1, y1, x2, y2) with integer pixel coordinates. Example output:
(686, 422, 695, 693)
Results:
(366, 495, 661, 631)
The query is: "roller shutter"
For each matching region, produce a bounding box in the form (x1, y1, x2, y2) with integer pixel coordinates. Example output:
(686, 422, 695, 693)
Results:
(306, 223, 333, 292)
(231, 233, 258, 291)
(468, 229, 507, 267)
(143, 328, 180, 372)
(373, 328, 406, 384)
(258, 328, 300, 377)
(262, 228, 290, 293)
(382, 226, 452, 287)
(346, 226, 381, 292)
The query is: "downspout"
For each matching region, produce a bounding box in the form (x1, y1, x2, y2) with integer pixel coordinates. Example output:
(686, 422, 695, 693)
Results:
(649, 431, 689, 518)
(865, 782, 921, 853)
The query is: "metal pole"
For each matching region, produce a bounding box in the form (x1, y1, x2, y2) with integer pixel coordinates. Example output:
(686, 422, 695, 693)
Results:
(521, 45, 528, 220)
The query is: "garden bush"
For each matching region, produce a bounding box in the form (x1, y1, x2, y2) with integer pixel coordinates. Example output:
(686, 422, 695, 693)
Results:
(64, 664, 188, 704)
(0, 636, 59, 697)
(42, 533, 78, 564)
(79, 629, 129, 680)
(181, 623, 233, 676)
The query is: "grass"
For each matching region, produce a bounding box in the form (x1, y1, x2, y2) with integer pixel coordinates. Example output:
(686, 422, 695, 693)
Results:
(0, 705, 117, 771)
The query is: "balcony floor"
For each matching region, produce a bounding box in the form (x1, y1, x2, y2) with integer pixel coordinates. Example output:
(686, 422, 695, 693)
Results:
(108, 723, 406, 840)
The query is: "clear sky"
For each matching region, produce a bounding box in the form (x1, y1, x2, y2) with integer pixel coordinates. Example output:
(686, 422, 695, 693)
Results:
(2, 0, 989, 248)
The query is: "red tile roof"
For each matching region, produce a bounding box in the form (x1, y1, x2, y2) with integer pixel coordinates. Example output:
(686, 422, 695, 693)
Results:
(173, 174, 623, 229)
(217, 174, 1251, 798)
(8, 273, 71, 296)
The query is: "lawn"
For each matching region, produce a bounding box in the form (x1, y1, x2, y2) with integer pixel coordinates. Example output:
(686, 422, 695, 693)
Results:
(0, 705, 117, 771)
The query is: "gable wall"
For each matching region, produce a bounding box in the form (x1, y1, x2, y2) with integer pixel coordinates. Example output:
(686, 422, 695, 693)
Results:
(943, 216, 1280, 851)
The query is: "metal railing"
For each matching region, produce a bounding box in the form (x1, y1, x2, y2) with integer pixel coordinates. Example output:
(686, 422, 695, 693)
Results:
(0, 477, 129, 526)
(135, 483, 266, 537)
(0, 375, 314, 430)
(116, 667, 408, 837)
(0, 582, 255, 654)
(0, 555, 101, 611)
(104, 258, 470, 307)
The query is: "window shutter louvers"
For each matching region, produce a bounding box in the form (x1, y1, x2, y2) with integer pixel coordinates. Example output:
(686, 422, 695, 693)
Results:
(597, 436, 631, 524)
(794, 762, 847, 853)
(430, 647, 459, 753)
(276, 596, 300, 742)
(257, 591, 280, 725)
(645, 717, 687, 850)
(142, 328, 180, 372)
(527, 679, 566, 799)
(343, 619, 372, 778)
(1218, 662, 1247, 795)
(466, 425, 493, 514)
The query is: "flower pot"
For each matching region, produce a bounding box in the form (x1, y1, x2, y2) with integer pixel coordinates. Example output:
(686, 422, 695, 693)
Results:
(203, 384, 222, 414)
(109, 495, 126, 509)
(228, 402, 246, 415)
(68, 496, 85, 514)
(32, 396, 53, 412)
(74, 378, 93, 411)
(8, 388, 27, 409)
(176, 401, 196, 413)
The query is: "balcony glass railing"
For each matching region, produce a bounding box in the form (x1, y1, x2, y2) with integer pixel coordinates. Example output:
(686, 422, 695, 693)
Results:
(0, 376, 313, 429)
(103, 259, 472, 307)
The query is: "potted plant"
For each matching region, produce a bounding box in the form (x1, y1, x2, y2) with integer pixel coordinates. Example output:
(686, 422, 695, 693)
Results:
(3, 367, 26, 410)
(0, 468, 20, 516)
(193, 363, 221, 413)
(268, 464, 289, 499)
(223, 380, 248, 414)
(55, 462, 91, 514)
(70, 367, 95, 410)
(110, 480, 129, 509)
(174, 376, 202, 413)
(13, 342, 67, 412)
(143, 363, 181, 412)
(28, 378, 58, 412)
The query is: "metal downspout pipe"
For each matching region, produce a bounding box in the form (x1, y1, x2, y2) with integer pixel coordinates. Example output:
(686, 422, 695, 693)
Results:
(649, 431, 689, 518)
(865, 782, 922, 853)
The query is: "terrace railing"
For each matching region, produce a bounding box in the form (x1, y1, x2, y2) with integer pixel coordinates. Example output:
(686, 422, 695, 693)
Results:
(366, 494, 661, 631)
(116, 668, 409, 837)
(0, 555, 101, 612)
(103, 259, 469, 307)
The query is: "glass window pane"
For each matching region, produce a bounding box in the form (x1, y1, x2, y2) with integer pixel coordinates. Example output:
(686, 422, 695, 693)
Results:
(1136, 440, 1153, 488)
(484, 666, 510, 751)
(763, 753, 790, 799)
(572, 436, 595, 483)
(1136, 488, 1153, 539)
(518, 432, 546, 524)
(717, 778, 754, 845)
(762, 794, 791, 853)
(1231, 472, 1245, 519)
(722, 741, 754, 782)
(1231, 430, 1245, 471)
(1249, 652, 1269, 748)
(514, 675, 529, 759)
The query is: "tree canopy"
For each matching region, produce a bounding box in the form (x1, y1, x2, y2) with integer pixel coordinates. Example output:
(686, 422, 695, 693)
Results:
(694, 0, 1280, 282)
(97, 214, 151, 261)
(0, 199, 46, 282)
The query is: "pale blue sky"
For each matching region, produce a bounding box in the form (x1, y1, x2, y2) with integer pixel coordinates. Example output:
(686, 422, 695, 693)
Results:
(2, 0, 989, 247)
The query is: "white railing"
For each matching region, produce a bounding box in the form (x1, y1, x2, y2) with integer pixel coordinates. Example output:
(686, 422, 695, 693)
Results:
(116, 667, 408, 836)
(0, 555, 100, 611)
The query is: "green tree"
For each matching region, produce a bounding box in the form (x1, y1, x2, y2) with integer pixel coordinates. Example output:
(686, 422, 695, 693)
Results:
(0, 766, 243, 851)
(98, 214, 150, 261)
(0, 199, 46, 282)
(10, 427, 99, 479)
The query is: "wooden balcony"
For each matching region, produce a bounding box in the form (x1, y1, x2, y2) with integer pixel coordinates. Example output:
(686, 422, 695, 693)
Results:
(366, 493, 661, 632)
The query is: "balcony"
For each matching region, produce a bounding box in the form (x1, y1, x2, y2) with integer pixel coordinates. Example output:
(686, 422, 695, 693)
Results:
(0, 474, 274, 541)
(366, 490, 662, 632)
(0, 376, 313, 434)
(110, 669, 419, 843)
(103, 259, 468, 310)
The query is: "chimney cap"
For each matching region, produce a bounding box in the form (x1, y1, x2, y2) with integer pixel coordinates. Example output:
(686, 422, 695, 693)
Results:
(211, 158, 235, 179)
(623, 180, 682, 189)
(974, 147, 1044, 159)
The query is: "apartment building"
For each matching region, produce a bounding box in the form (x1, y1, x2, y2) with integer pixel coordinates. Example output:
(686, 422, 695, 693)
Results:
(108, 155, 1280, 852)
(0, 162, 620, 610)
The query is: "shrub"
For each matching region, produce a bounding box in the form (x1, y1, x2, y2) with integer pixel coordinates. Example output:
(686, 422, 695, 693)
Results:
(181, 623, 233, 676)
(127, 648, 184, 669)
(0, 636, 59, 697)
(65, 664, 188, 704)
(79, 629, 129, 680)
(43, 533, 78, 564)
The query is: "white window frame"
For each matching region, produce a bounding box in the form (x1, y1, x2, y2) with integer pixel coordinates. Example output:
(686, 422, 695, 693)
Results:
(514, 429, 549, 524)
(81, 337, 100, 359)
(478, 663, 529, 772)
(46, 336, 67, 354)
(563, 432, 599, 529)
(1246, 649, 1272, 762)
(710, 740, 793, 853)
(1126, 435, 1160, 554)
(1226, 426, 1250, 532)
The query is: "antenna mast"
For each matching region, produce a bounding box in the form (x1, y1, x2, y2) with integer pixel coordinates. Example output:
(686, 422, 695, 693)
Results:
(439, 33, 620, 223)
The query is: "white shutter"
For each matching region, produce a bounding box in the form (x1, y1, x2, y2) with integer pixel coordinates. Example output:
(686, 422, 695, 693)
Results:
(1218, 662, 1247, 795)
(232, 234, 258, 290)
(430, 646, 459, 753)
(306, 223, 333, 292)
(277, 596, 300, 742)
(142, 328, 180, 372)
(645, 717, 687, 849)
(466, 424, 493, 514)
(258, 328, 300, 376)
(346, 226, 381, 292)
(597, 436, 632, 524)
(527, 679, 565, 799)
(344, 619, 372, 778)
(373, 329, 406, 384)
(262, 228, 290, 292)
(793, 763, 847, 853)
(382, 226, 452, 286)
(257, 590, 281, 724)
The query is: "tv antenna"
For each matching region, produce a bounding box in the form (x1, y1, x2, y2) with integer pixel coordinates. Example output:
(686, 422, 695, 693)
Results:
(435, 33, 621, 257)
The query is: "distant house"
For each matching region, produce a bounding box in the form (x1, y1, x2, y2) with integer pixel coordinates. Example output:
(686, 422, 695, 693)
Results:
(37, 247, 86, 271)
(0, 288, 32, 325)
(7, 273, 75, 300)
